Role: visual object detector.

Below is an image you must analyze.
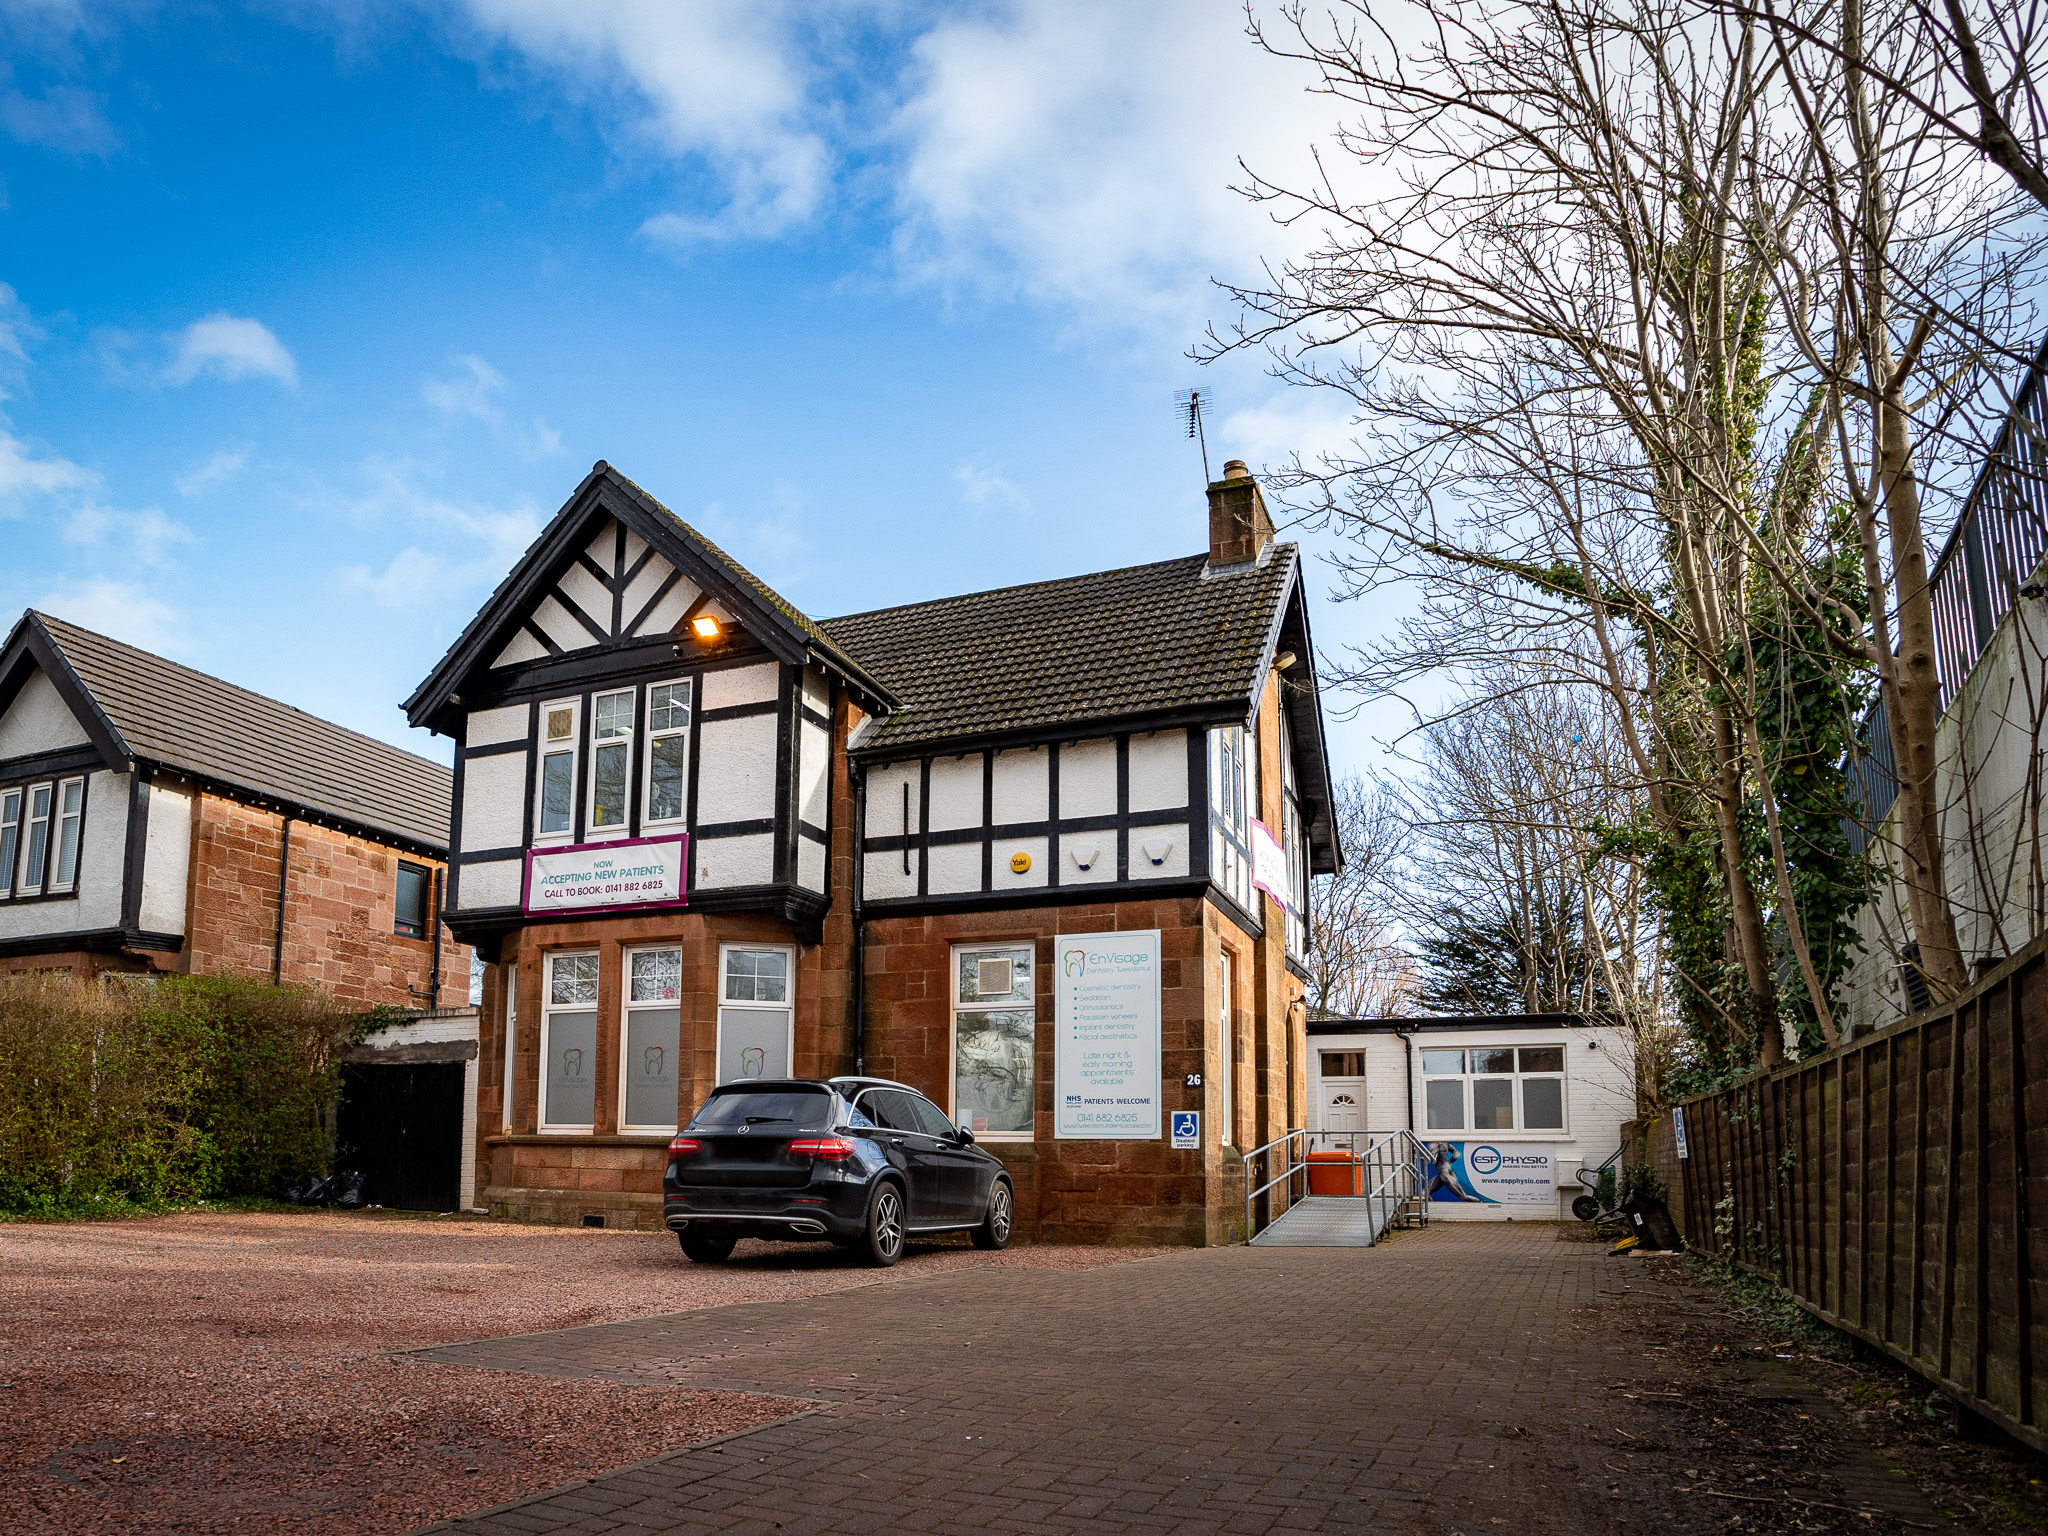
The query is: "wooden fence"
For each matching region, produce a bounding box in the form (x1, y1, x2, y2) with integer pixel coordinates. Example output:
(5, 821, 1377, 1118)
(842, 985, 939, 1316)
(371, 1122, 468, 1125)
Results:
(1678, 932, 2048, 1452)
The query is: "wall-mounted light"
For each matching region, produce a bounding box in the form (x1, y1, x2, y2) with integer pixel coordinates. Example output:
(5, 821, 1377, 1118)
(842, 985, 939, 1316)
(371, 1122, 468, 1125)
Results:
(690, 614, 722, 640)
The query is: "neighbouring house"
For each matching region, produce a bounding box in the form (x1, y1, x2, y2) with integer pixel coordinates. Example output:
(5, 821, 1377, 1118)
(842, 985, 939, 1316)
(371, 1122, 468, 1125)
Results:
(408, 457, 1342, 1242)
(1307, 1013, 1636, 1221)
(0, 610, 478, 1208)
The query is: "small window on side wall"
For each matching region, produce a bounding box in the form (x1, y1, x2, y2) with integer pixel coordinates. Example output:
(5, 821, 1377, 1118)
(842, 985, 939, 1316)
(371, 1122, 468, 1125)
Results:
(537, 699, 578, 839)
(395, 861, 430, 938)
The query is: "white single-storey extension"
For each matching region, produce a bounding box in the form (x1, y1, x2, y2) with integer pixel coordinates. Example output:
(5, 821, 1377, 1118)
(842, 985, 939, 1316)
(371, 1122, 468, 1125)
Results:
(1308, 1013, 1637, 1221)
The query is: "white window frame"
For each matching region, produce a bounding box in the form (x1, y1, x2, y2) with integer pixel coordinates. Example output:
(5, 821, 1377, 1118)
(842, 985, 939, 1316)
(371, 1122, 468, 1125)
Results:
(619, 944, 685, 1134)
(1419, 1044, 1569, 1136)
(47, 776, 84, 893)
(20, 781, 54, 894)
(538, 949, 600, 1134)
(642, 677, 693, 827)
(586, 687, 636, 839)
(947, 941, 1036, 1141)
(0, 787, 19, 897)
(535, 698, 581, 844)
(716, 942, 795, 1083)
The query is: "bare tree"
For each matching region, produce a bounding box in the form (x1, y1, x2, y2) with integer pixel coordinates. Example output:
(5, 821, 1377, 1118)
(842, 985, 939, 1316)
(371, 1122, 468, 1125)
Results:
(1304, 776, 1418, 1017)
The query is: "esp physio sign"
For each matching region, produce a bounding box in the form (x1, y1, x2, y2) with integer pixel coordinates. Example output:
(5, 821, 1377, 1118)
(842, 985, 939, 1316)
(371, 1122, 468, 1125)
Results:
(522, 834, 688, 917)
(1053, 929, 1162, 1139)
(1418, 1141, 1557, 1205)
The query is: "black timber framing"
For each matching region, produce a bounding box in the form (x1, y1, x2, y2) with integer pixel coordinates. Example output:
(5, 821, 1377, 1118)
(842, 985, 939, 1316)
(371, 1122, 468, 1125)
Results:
(0, 925, 183, 961)
(0, 744, 104, 782)
(0, 616, 132, 773)
(118, 767, 150, 933)
(447, 742, 467, 912)
(860, 877, 1215, 921)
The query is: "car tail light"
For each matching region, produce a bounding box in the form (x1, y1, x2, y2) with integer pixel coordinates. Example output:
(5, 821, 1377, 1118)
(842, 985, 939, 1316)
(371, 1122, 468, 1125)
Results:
(667, 1136, 703, 1158)
(786, 1136, 857, 1161)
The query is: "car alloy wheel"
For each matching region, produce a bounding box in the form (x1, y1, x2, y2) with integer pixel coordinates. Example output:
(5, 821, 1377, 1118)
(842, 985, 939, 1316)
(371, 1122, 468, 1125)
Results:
(972, 1180, 1013, 1250)
(863, 1183, 904, 1267)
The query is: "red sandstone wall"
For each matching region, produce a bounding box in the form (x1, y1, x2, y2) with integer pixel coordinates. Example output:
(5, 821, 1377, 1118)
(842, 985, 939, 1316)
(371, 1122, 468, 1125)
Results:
(184, 794, 469, 1010)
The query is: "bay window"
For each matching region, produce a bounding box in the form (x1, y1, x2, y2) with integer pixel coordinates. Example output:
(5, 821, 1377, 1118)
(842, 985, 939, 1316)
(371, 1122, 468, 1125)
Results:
(0, 788, 18, 896)
(951, 943, 1034, 1137)
(537, 700, 579, 839)
(22, 783, 52, 891)
(540, 951, 599, 1131)
(717, 944, 793, 1084)
(50, 778, 83, 891)
(621, 947, 682, 1132)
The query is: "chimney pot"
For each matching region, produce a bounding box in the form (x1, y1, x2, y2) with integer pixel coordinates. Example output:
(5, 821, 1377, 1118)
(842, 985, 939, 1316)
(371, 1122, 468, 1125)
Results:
(1206, 461, 1273, 569)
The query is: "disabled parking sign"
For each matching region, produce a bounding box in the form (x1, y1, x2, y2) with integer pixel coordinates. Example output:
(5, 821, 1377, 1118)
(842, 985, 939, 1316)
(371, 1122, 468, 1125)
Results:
(1170, 1110, 1200, 1149)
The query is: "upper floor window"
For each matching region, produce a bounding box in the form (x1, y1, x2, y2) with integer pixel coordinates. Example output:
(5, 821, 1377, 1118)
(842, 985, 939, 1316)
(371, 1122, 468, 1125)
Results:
(51, 778, 83, 891)
(589, 688, 634, 833)
(1421, 1046, 1566, 1132)
(0, 789, 18, 897)
(644, 680, 692, 825)
(394, 860, 430, 938)
(537, 699, 579, 838)
(22, 783, 53, 891)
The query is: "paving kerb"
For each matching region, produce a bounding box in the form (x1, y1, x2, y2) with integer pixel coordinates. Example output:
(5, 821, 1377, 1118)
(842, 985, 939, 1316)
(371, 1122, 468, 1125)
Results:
(405, 1225, 1943, 1535)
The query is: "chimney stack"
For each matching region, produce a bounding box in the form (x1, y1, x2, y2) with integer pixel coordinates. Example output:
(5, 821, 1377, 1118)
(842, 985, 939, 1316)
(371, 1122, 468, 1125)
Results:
(1206, 459, 1273, 569)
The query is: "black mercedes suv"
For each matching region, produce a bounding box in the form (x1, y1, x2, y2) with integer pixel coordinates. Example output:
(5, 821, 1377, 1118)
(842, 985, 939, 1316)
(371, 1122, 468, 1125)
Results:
(663, 1076, 1015, 1266)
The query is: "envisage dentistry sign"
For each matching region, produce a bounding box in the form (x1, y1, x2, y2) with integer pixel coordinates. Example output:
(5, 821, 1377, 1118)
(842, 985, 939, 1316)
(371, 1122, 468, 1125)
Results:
(523, 834, 688, 916)
(1053, 929, 1162, 1138)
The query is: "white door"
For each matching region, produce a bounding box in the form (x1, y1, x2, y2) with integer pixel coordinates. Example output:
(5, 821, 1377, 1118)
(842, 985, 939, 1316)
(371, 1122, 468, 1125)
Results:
(1323, 1086, 1366, 1133)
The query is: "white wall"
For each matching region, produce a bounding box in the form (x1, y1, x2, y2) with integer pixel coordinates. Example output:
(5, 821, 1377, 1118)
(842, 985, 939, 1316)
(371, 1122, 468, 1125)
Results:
(697, 711, 777, 823)
(460, 859, 523, 910)
(139, 777, 193, 936)
(0, 667, 92, 757)
(1127, 730, 1188, 811)
(460, 751, 526, 852)
(1059, 739, 1116, 817)
(0, 769, 127, 940)
(991, 747, 1047, 823)
(696, 832, 774, 888)
(700, 661, 778, 711)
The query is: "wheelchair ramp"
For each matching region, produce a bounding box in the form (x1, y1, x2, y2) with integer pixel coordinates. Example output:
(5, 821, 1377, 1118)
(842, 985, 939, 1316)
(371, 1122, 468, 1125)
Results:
(1250, 1195, 1409, 1247)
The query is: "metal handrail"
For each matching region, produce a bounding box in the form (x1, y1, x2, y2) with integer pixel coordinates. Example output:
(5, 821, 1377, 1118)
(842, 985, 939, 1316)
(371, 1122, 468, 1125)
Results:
(1242, 1127, 1433, 1243)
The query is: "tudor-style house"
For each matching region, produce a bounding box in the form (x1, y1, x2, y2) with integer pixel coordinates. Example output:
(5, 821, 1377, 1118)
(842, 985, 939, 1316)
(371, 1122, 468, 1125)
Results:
(0, 611, 468, 1007)
(411, 458, 1340, 1243)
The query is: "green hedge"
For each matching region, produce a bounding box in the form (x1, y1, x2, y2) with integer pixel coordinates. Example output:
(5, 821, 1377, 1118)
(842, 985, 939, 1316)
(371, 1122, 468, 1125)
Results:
(0, 972, 363, 1214)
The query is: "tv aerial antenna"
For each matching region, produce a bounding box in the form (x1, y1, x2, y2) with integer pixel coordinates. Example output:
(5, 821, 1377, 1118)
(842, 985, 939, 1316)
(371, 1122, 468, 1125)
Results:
(1174, 387, 1215, 482)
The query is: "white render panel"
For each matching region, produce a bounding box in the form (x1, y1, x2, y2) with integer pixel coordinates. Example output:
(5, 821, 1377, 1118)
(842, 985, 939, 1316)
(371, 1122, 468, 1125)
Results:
(696, 833, 774, 888)
(1129, 826, 1189, 880)
(558, 561, 612, 636)
(531, 593, 593, 654)
(798, 838, 825, 892)
(799, 721, 830, 829)
(460, 751, 527, 852)
(1060, 834, 1115, 884)
(701, 661, 779, 710)
(697, 713, 778, 823)
(459, 858, 523, 911)
(139, 778, 193, 935)
(928, 755, 984, 833)
(619, 552, 676, 627)
(632, 570, 702, 638)
(1307, 1034, 1408, 1135)
(990, 835, 1048, 890)
(990, 748, 1048, 825)
(1058, 739, 1116, 818)
(0, 667, 91, 757)
(465, 704, 527, 748)
(0, 770, 125, 940)
(802, 665, 828, 710)
(927, 840, 982, 894)
(584, 522, 619, 570)
(621, 526, 648, 573)
(491, 629, 547, 669)
(864, 848, 920, 901)
(864, 760, 921, 844)
(1127, 730, 1189, 812)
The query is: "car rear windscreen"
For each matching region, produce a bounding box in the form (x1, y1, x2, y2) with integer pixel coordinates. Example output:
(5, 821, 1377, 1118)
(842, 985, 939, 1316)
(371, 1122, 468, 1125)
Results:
(690, 1089, 835, 1131)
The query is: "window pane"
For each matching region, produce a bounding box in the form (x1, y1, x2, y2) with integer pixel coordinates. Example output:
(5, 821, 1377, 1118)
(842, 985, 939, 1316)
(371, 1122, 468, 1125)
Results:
(648, 735, 687, 821)
(630, 948, 682, 1003)
(649, 682, 691, 733)
(956, 1008, 1034, 1134)
(1424, 1078, 1465, 1130)
(1471, 1048, 1516, 1074)
(541, 751, 574, 834)
(546, 706, 575, 742)
(595, 691, 633, 738)
(24, 785, 50, 887)
(957, 945, 1033, 1005)
(544, 1009, 597, 1126)
(725, 949, 788, 1003)
(909, 1096, 956, 1137)
(549, 953, 599, 1005)
(1420, 1050, 1464, 1075)
(623, 1005, 680, 1127)
(1523, 1077, 1564, 1129)
(1473, 1078, 1515, 1128)
(1321, 1051, 1365, 1077)
(717, 1007, 790, 1082)
(395, 865, 427, 933)
(0, 820, 15, 894)
(591, 742, 629, 827)
(1519, 1046, 1565, 1074)
(691, 1088, 831, 1130)
(54, 787, 82, 887)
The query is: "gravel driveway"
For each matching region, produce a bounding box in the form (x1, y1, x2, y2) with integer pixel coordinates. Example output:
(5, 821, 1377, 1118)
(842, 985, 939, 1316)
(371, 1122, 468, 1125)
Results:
(0, 1210, 1165, 1534)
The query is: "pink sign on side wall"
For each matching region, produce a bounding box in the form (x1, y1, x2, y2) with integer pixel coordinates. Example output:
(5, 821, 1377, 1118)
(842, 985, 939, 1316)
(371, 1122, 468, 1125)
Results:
(1250, 818, 1290, 906)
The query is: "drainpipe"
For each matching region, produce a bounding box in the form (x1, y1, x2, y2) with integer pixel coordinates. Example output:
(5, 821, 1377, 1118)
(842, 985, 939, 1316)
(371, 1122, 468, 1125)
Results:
(851, 760, 867, 1076)
(272, 815, 292, 983)
(1396, 1030, 1415, 1133)
(428, 867, 444, 1009)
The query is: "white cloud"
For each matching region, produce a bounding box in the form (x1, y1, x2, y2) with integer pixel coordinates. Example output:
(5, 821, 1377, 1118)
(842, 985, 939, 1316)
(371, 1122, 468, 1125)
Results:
(0, 84, 119, 156)
(175, 445, 251, 496)
(954, 461, 1029, 515)
(62, 502, 196, 567)
(164, 313, 298, 389)
(334, 457, 546, 605)
(0, 429, 92, 510)
(422, 353, 507, 423)
(342, 546, 449, 607)
(32, 577, 186, 653)
(452, 0, 830, 242)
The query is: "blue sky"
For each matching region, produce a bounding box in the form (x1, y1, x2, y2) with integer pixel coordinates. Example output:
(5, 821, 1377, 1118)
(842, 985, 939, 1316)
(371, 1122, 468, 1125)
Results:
(0, 1, 1413, 771)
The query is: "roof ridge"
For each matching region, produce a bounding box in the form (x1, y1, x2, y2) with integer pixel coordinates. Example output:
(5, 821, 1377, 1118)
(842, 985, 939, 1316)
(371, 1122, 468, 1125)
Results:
(33, 611, 449, 773)
(821, 549, 1247, 627)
